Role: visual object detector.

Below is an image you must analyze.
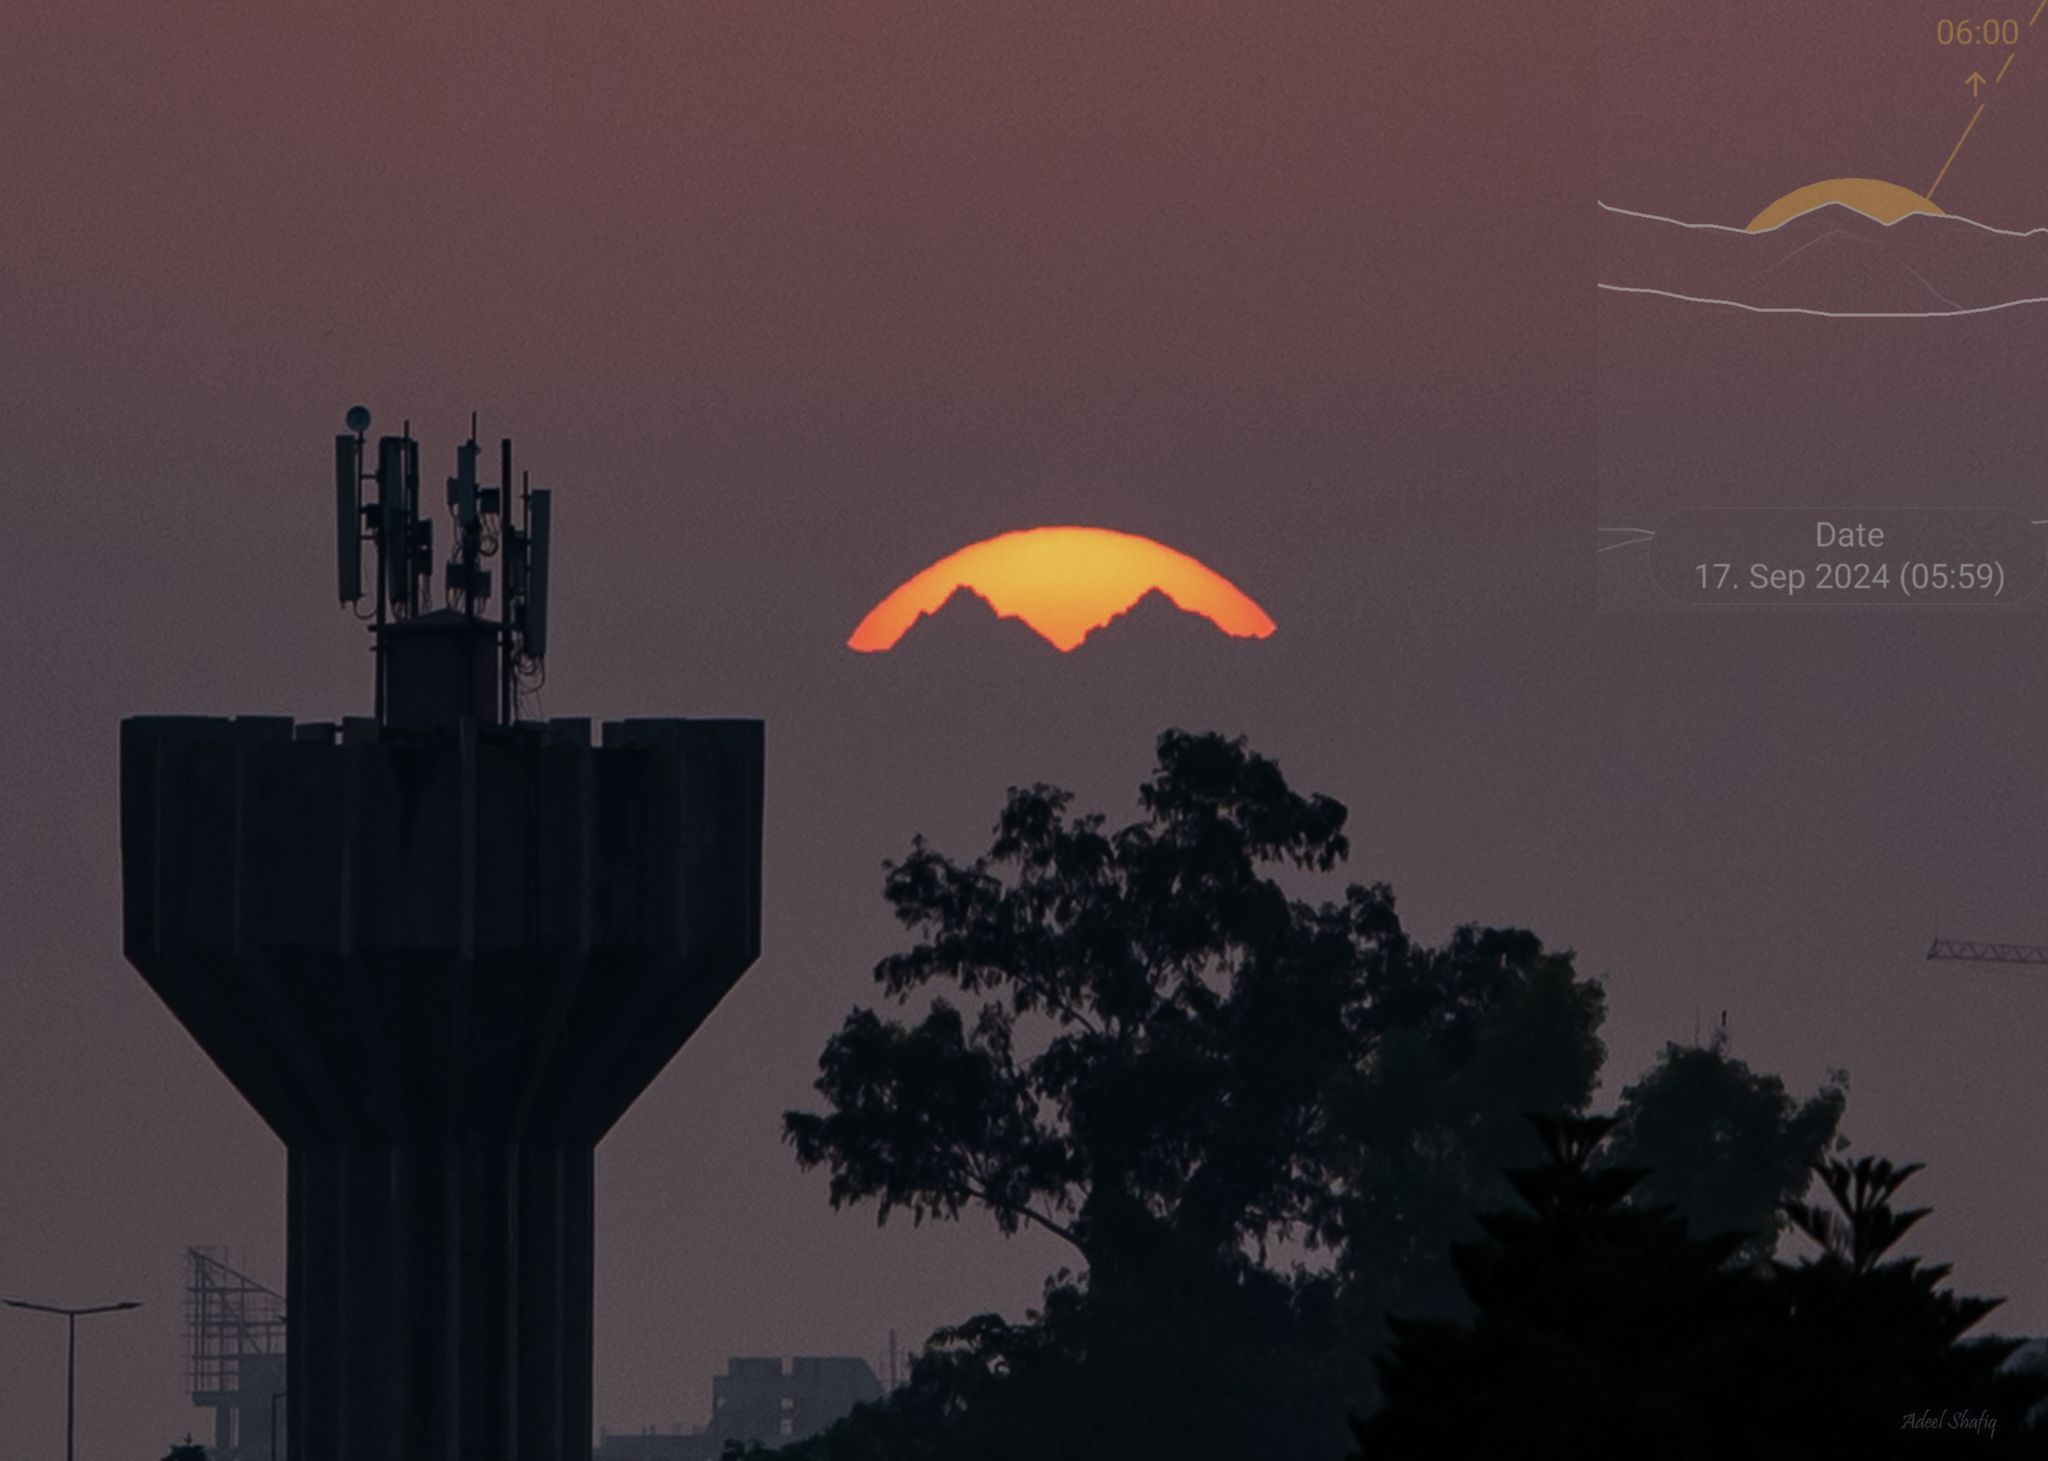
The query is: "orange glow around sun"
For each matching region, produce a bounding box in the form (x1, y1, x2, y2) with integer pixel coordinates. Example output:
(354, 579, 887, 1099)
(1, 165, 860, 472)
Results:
(848, 526, 1277, 653)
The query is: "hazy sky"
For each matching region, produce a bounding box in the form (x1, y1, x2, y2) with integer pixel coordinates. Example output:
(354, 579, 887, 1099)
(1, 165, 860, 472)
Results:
(13, 4, 2046, 1455)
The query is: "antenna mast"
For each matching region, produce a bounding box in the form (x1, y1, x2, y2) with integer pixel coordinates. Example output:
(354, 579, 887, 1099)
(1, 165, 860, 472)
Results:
(331, 404, 555, 725)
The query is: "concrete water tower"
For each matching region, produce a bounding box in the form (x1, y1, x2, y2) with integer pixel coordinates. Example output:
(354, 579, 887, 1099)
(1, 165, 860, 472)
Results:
(121, 409, 763, 1460)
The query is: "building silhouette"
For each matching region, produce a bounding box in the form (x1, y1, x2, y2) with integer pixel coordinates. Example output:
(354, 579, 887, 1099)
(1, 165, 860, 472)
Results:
(596, 1356, 885, 1458)
(122, 413, 763, 1461)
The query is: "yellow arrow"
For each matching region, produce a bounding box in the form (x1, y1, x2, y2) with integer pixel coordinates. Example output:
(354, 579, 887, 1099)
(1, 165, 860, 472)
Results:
(1968, 69, 1989, 97)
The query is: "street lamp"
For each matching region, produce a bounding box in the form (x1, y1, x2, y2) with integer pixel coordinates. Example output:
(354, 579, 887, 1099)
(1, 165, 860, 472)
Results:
(3, 1297, 141, 1461)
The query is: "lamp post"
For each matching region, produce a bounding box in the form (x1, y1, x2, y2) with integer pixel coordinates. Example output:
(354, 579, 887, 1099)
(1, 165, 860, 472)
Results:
(2, 1297, 141, 1461)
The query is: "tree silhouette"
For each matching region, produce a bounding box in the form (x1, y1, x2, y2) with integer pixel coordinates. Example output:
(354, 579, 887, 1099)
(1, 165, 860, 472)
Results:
(1355, 1114, 1771, 1461)
(1767, 1156, 2048, 1455)
(1606, 1029, 1847, 1264)
(785, 733, 1610, 1288)
(778, 1263, 1363, 1461)
(787, 730, 1363, 1288)
(783, 730, 1886, 1461)
(1354, 1123, 2048, 1460)
(1321, 924, 1605, 1326)
(783, 731, 1609, 1456)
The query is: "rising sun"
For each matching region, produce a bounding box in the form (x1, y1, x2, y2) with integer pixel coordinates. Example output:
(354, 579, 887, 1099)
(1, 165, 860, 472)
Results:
(1746, 178, 1945, 232)
(848, 526, 1277, 653)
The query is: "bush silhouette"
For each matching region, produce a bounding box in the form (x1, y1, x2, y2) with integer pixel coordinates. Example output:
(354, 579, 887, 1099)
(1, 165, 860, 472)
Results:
(1355, 1121, 2048, 1460)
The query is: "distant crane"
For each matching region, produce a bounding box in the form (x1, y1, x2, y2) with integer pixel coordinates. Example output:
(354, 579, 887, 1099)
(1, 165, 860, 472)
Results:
(1927, 938, 2048, 967)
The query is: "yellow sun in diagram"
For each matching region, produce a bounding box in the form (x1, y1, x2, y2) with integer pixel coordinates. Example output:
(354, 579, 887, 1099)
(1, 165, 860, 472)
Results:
(1746, 179, 1946, 231)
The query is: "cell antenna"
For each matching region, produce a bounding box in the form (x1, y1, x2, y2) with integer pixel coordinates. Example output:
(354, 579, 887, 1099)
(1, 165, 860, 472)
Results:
(328, 405, 562, 724)
(403, 434, 429, 614)
(525, 488, 553, 661)
(335, 414, 365, 604)
(444, 426, 490, 615)
(450, 437, 478, 527)
(377, 435, 412, 611)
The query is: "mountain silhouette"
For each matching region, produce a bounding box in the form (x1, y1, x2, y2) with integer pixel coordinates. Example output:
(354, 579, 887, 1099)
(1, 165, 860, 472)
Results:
(1601, 200, 2048, 315)
(1080, 586, 1254, 653)
(889, 584, 1259, 655)
(887, 584, 1061, 655)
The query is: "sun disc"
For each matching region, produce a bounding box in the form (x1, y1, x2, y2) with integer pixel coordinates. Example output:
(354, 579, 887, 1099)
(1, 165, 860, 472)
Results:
(848, 526, 1276, 653)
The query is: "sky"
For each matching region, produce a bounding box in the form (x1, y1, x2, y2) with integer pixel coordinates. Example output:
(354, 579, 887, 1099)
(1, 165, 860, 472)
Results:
(14, 2, 2045, 1454)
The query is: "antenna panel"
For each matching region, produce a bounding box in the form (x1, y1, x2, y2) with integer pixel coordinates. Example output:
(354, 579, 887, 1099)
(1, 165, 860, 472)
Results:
(449, 440, 479, 525)
(505, 528, 527, 599)
(335, 434, 361, 603)
(525, 489, 553, 659)
(377, 436, 411, 609)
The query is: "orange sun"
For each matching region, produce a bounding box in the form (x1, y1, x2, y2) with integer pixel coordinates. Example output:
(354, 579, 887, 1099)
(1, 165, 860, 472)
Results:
(848, 526, 1277, 653)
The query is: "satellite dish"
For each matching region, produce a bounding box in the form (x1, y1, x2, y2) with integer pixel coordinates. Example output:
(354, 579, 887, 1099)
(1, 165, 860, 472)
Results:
(345, 404, 372, 435)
